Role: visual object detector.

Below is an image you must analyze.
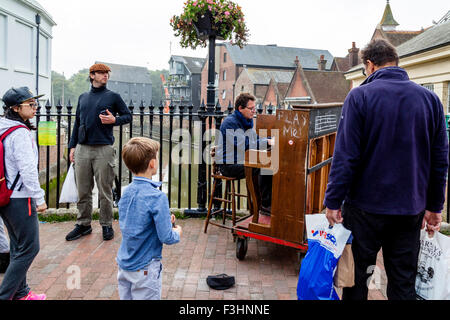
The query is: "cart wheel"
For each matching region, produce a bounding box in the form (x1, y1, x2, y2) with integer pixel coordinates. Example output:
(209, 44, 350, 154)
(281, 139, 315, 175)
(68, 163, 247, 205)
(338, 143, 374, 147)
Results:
(236, 237, 248, 260)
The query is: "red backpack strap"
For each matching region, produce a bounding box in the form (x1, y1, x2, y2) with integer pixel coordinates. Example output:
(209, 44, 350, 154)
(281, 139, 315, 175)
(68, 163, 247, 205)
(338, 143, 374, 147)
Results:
(0, 125, 29, 141)
(0, 125, 29, 187)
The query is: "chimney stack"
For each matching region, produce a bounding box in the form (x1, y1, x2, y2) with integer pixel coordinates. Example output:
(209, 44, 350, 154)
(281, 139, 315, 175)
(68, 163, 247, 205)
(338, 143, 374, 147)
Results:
(317, 55, 327, 71)
(294, 56, 300, 66)
(348, 42, 360, 67)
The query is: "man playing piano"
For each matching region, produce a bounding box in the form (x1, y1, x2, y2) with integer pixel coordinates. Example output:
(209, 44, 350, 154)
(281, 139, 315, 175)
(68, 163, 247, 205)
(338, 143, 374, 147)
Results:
(215, 93, 275, 215)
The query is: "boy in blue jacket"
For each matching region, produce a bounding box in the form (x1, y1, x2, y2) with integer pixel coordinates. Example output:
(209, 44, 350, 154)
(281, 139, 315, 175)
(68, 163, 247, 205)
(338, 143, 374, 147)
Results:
(117, 137, 182, 300)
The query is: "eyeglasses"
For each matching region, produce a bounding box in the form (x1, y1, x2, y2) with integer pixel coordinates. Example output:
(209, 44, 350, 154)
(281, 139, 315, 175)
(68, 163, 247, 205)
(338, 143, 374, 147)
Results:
(245, 107, 256, 112)
(21, 103, 38, 109)
(362, 68, 367, 77)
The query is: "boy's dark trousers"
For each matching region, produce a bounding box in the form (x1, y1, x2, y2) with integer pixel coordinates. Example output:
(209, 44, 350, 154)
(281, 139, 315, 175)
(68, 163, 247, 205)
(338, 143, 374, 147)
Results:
(0, 198, 40, 300)
(341, 202, 424, 300)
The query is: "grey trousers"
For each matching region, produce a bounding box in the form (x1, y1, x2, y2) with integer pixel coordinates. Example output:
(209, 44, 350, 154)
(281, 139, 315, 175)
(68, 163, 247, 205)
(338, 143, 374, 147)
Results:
(117, 259, 162, 300)
(0, 218, 9, 253)
(0, 198, 40, 300)
(74, 144, 116, 227)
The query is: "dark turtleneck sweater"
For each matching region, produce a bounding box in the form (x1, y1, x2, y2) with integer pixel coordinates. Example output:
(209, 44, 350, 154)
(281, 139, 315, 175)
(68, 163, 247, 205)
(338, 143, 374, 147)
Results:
(68, 85, 131, 148)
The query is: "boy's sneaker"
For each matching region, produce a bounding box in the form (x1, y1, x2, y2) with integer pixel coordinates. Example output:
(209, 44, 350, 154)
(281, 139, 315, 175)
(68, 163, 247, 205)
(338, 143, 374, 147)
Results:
(102, 226, 114, 241)
(0, 252, 10, 273)
(16, 291, 47, 300)
(65, 224, 92, 241)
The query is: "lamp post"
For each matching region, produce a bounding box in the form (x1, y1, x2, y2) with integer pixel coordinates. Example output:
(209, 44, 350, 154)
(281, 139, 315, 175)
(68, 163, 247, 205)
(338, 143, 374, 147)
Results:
(185, 14, 219, 217)
(206, 35, 216, 114)
(35, 14, 41, 96)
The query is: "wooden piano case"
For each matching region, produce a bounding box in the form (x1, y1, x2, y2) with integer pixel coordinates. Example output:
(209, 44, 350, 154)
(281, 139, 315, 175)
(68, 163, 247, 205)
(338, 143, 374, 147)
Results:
(244, 103, 343, 245)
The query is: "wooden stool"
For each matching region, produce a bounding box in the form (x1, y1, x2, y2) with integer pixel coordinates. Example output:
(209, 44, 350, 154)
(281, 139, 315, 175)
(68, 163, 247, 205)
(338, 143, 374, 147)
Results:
(204, 147, 248, 233)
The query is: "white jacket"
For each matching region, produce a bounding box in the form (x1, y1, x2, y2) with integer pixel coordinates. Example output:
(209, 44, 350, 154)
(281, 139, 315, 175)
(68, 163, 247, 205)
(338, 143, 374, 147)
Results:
(0, 118, 45, 206)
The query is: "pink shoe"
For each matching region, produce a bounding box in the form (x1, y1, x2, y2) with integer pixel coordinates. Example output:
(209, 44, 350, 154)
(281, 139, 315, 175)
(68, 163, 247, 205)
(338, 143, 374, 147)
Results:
(17, 291, 47, 300)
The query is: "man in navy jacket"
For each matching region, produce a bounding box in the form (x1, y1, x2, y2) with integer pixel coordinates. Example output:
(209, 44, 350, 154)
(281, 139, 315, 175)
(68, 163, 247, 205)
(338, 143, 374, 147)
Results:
(324, 39, 448, 300)
(216, 93, 274, 214)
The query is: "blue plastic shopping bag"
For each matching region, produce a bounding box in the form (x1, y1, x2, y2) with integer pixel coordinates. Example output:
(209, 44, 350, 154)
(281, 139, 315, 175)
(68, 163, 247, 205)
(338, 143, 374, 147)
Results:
(297, 214, 351, 300)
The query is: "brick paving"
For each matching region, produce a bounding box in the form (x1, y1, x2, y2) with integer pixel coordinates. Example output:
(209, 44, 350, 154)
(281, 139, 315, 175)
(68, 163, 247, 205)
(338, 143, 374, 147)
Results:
(0, 218, 387, 300)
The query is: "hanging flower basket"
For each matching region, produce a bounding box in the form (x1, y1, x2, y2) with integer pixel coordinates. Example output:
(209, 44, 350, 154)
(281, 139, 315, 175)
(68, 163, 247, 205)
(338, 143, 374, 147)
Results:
(193, 10, 224, 41)
(170, 0, 249, 49)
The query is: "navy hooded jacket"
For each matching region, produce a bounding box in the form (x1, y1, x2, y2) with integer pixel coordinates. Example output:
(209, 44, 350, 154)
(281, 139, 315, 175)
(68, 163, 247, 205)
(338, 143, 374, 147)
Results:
(324, 67, 448, 215)
(215, 110, 270, 165)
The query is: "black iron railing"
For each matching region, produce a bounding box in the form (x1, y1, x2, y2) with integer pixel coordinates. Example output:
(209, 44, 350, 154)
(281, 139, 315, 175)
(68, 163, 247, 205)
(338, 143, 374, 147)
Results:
(1, 100, 278, 217)
(2, 102, 449, 223)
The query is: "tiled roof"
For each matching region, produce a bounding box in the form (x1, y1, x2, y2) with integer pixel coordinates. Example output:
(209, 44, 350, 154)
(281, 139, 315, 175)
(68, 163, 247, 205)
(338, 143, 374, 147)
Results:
(224, 43, 333, 70)
(303, 70, 351, 103)
(171, 55, 206, 74)
(383, 30, 424, 47)
(332, 54, 362, 73)
(397, 21, 450, 57)
(246, 68, 294, 85)
(276, 83, 290, 100)
(96, 61, 152, 84)
(332, 57, 351, 72)
(263, 78, 291, 105)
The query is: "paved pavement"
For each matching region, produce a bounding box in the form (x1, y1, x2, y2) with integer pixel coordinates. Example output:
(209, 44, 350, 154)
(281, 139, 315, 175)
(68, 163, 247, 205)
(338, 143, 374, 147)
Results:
(0, 218, 387, 300)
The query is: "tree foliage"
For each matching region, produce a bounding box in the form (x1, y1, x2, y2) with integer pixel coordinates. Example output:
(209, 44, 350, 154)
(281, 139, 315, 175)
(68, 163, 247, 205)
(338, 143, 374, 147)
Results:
(51, 69, 89, 107)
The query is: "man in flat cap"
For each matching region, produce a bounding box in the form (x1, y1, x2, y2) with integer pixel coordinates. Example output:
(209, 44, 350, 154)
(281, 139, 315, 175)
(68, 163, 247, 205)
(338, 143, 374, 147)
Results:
(66, 63, 131, 242)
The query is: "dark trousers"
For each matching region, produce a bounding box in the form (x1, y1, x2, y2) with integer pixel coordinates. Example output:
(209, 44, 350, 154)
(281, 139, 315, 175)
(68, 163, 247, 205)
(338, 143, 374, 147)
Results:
(0, 198, 40, 300)
(219, 164, 272, 207)
(341, 202, 423, 300)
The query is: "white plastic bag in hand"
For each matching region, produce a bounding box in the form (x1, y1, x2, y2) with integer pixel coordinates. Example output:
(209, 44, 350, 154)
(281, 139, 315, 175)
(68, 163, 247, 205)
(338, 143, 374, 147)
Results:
(59, 164, 79, 203)
(415, 229, 450, 300)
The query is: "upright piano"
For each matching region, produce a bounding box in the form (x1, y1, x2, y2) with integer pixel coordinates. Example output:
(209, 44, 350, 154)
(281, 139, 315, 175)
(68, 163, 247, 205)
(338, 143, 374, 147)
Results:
(243, 103, 343, 245)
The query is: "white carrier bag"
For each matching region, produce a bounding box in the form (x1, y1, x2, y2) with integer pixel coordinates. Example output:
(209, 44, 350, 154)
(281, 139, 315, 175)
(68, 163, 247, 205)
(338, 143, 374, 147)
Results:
(415, 229, 450, 300)
(59, 163, 79, 204)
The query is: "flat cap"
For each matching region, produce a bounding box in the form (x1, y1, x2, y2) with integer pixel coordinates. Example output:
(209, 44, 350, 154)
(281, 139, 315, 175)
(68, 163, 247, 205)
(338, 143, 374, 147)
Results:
(89, 63, 111, 73)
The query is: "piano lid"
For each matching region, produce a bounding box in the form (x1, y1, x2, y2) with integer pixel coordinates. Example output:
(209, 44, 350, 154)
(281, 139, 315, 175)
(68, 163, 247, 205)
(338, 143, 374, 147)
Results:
(292, 102, 343, 110)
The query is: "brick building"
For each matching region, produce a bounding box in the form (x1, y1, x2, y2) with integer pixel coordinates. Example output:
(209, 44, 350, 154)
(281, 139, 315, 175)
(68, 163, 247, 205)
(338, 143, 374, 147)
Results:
(333, 2, 424, 76)
(234, 68, 293, 105)
(262, 78, 291, 108)
(284, 56, 351, 106)
(201, 43, 334, 109)
(370, 1, 425, 47)
(331, 42, 362, 73)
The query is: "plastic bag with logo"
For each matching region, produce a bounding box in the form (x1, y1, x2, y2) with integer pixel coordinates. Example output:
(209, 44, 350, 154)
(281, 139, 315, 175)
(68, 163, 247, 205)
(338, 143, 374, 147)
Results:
(297, 214, 352, 300)
(59, 164, 79, 203)
(415, 229, 450, 300)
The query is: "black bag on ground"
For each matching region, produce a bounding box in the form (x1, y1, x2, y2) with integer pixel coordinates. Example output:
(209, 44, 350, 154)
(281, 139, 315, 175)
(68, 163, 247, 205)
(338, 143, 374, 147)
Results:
(206, 274, 235, 290)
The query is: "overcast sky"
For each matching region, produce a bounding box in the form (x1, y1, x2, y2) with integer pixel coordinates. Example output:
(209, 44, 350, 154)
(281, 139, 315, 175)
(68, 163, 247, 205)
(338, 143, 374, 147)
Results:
(37, 0, 449, 77)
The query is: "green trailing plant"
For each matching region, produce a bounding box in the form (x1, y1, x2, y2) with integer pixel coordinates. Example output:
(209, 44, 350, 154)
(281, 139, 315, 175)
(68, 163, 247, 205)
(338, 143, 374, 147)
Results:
(170, 0, 249, 49)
